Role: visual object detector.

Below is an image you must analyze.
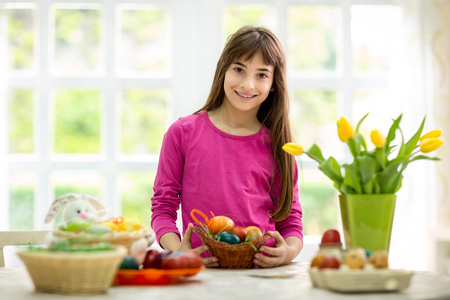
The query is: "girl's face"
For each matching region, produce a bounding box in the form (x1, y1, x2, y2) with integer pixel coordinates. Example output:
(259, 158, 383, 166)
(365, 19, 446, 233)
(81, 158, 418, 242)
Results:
(222, 53, 275, 117)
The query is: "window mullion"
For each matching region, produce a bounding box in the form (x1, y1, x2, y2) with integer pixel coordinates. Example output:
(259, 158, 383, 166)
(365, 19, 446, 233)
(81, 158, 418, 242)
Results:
(36, 1, 51, 229)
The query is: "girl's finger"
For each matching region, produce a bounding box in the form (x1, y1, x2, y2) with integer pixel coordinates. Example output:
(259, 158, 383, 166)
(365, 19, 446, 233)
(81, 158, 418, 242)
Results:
(192, 245, 209, 256)
(203, 256, 219, 268)
(268, 231, 285, 246)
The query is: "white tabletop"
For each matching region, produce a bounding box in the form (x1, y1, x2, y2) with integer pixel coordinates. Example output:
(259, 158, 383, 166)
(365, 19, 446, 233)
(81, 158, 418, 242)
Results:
(1, 263, 449, 300)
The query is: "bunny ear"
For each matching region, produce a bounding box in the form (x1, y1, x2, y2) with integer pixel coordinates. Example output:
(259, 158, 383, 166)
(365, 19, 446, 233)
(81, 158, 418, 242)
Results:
(44, 193, 79, 224)
(84, 194, 107, 218)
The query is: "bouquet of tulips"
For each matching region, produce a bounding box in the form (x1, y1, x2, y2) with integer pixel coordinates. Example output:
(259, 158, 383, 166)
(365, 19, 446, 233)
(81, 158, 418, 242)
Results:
(283, 113, 443, 194)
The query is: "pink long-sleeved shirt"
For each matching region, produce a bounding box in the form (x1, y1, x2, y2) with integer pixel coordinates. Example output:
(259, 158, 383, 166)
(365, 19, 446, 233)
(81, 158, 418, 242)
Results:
(150, 111, 303, 249)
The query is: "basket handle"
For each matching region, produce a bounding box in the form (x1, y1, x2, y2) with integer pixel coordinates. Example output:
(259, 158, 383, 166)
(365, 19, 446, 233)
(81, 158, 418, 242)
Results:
(190, 209, 215, 226)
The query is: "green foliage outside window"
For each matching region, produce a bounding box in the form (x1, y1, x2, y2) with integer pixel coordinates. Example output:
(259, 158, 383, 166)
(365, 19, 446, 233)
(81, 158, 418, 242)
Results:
(7, 8, 34, 70)
(299, 177, 339, 236)
(9, 186, 34, 230)
(8, 90, 34, 153)
(288, 6, 338, 71)
(121, 89, 168, 154)
(120, 172, 155, 227)
(54, 90, 101, 154)
(223, 7, 272, 40)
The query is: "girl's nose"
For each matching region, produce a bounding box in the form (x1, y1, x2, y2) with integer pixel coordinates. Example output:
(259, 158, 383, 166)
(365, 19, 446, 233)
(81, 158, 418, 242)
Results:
(240, 76, 255, 90)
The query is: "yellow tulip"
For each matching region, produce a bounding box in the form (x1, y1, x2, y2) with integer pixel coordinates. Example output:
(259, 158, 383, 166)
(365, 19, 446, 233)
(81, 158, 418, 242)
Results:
(370, 130, 386, 148)
(337, 117, 354, 143)
(420, 129, 442, 142)
(420, 138, 444, 153)
(282, 143, 304, 156)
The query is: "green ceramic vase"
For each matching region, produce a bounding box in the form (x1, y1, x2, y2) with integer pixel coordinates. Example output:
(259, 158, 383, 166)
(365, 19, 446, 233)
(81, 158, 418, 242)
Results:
(339, 194, 396, 253)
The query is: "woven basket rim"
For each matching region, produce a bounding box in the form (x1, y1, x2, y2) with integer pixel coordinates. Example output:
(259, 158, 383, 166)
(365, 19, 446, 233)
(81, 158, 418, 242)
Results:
(192, 226, 270, 249)
(17, 245, 128, 259)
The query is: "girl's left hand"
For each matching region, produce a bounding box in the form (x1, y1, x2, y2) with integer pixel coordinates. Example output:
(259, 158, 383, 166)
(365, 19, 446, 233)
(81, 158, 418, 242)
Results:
(252, 231, 296, 268)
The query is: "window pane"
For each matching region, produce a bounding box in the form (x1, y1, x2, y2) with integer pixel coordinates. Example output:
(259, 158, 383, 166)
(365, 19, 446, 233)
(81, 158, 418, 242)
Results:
(9, 171, 37, 230)
(300, 169, 339, 236)
(351, 5, 402, 75)
(223, 6, 276, 40)
(6, 4, 37, 71)
(118, 172, 155, 227)
(52, 170, 104, 226)
(51, 5, 101, 73)
(8, 89, 34, 154)
(290, 89, 342, 159)
(287, 5, 341, 73)
(117, 5, 170, 74)
(54, 90, 101, 154)
(120, 89, 168, 155)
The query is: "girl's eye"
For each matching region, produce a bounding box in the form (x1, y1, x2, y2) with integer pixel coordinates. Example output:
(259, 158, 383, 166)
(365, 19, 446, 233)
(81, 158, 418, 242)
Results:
(257, 74, 268, 79)
(234, 67, 243, 73)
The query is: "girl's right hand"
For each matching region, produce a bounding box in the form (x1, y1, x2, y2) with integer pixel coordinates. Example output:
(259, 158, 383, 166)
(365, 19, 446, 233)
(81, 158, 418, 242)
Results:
(179, 223, 219, 268)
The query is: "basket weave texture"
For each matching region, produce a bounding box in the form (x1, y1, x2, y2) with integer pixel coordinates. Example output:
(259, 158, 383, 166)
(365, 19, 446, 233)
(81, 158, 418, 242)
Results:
(53, 228, 151, 250)
(17, 246, 127, 294)
(193, 227, 270, 269)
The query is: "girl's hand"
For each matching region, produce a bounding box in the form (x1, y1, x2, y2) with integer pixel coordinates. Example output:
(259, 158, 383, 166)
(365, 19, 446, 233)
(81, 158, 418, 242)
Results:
(178, 223, 219, 268)
(253, 231, 299, 268)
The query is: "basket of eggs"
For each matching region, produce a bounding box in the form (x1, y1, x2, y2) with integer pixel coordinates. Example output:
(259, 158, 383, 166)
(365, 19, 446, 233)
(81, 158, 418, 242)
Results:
(191, 209, 270, 269)
(52, 216, 153, 250)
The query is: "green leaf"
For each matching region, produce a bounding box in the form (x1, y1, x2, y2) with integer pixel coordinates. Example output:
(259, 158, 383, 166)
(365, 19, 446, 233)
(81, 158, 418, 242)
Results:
(318, 157, 343, 184)
(347, 138, 358, 158)
(356, 156, 376, 184)
(385, 115, 402, 148)
(377, 162, 401, 193)
(375, 147, 386, 170)
(408, 155, 441, 163)
(355, 113, 369, 133)
(305, 144, 325, 163)
(403, 117, 426, 156)
(343, 164, 362, 194)
(354, 132, 368, 152)
(384, 172, 403, 194)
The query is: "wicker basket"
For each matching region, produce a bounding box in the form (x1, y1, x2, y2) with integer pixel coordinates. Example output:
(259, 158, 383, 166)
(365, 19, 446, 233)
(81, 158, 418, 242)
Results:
(53, 228, 152, 250)
(193, 227, 270, 269)
(17, 246, 127, 294)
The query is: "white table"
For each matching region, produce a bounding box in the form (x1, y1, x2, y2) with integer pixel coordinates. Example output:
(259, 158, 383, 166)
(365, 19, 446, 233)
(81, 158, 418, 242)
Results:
(1, 263, 449, 300)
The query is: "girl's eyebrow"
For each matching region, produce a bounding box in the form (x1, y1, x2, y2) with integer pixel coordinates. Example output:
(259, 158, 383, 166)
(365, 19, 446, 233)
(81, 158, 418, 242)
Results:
(233, 61, 273, 74)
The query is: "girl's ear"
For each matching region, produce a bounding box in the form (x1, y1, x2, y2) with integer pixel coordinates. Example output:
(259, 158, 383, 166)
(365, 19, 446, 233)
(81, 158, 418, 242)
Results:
(44, 193, 78, 224)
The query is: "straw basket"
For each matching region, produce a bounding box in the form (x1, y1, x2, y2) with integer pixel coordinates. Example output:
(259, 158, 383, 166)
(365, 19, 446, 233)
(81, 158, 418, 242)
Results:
(193, 227, 270, 269)
(53, 228, 152, 250)
(17, 246, 127, 294)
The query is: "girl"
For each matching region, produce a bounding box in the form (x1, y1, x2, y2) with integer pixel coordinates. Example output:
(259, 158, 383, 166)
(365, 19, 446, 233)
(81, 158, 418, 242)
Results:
(151, 26, 303, 268)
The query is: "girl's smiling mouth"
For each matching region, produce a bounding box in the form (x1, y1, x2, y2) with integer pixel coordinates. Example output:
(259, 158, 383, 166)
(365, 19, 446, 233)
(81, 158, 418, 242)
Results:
(235, 90, 256, 99)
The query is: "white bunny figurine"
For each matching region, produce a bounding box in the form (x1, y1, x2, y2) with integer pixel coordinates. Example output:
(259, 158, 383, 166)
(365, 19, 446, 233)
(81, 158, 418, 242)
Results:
(44, 193, 106, 225)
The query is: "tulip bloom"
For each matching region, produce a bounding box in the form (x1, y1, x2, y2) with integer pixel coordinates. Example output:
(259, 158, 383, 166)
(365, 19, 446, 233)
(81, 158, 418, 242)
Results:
(282, 143, 303, 156)
(420, 138, 444, 153)
(420, 129, 442, 142)
(337, 117, 354, 143)
(370, 130, 386, 148)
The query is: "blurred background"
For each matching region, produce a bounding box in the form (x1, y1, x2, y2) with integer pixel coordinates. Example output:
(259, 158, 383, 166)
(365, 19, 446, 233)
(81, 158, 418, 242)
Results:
(1, 0, 449, 274)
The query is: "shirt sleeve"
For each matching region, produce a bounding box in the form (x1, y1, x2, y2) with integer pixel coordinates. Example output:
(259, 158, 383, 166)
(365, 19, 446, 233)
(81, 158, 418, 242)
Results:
(274, 160, 303, 243)
(150, 119, 187, 247)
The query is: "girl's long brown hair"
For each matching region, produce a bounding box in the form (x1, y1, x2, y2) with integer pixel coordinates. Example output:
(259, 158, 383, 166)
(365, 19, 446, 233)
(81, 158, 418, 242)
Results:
(195, 26, 295, 221)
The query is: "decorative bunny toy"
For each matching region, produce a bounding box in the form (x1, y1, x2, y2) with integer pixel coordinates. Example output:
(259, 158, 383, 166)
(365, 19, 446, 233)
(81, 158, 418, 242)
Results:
(45, 193, 106, 225)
